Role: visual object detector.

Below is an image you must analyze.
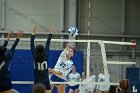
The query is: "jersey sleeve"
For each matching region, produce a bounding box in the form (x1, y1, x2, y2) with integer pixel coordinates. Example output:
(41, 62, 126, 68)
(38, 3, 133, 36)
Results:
(53, 59, 63, 71)
(30, 35, 35, 60)
(53, 49, 67, 71)
(3, 40, 8, 47)
(6, 38, 19, 61)
(59, 49, 67, 59)
(45, 33, 52, 57)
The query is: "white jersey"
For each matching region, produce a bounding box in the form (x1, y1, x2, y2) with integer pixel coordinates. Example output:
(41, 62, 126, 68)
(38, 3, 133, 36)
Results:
(97, 73, 110, 91)
(79, 79, 87, 93)
(53, 49, 73, 80)
(85, 75, 96, 92)
(68, 72, 81, 86)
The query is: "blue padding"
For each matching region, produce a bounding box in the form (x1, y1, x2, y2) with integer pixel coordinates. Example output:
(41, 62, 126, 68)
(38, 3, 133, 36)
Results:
(10, 49, 83, 93)
(10, 50, 34, 81)
(71, 51, 83, 74)
(48, 50, 62, 68)
(130, 81, 140, 93)
(13, 84, 33, 93)
(126, 67, 140, 82)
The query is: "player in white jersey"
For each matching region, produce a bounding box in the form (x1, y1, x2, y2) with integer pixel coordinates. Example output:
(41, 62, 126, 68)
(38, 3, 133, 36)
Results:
(68, 66, 81, 93)
(97, 67, 110, 93)
(49, 43, 75, 93)
(79, 72, 87, 93)
(85, 68, 96, 93)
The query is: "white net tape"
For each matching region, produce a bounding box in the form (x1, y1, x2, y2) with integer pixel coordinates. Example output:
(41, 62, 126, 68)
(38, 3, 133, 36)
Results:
(12, 81, 119, 85)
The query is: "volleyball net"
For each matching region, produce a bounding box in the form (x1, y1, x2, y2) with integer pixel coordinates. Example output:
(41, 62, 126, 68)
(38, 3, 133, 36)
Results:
(0, 37, 136, 86)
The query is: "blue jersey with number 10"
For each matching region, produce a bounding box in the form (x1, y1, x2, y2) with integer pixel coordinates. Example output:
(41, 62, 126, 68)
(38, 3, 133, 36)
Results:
(30, 34, 52, 84)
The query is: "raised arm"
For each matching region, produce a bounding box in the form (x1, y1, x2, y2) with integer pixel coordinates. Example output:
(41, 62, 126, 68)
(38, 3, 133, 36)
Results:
(45, 26, 55, 55)
(45, 34, 52, 55)
(45, 26, 56, 57)
(3, 31, 14, 47)
(7, 31, 23, 59)
(30, 26, 38, 59)
(59, 43, 72, 58)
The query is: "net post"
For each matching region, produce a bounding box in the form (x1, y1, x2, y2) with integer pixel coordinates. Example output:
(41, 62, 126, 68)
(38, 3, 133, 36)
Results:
(86, 40, 90, 78)
(98, 41, 109, 78)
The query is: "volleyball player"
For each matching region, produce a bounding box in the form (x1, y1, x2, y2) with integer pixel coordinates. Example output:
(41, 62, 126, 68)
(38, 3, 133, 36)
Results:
(68, 66, 81, 93)
(97, 67, 110, 93)
(85, 68, 96, 93)
(79, 72, 87, 93)
(49, 43, 75, 93)
(0, 31, 23, 93)
(30, 26, 54, 93)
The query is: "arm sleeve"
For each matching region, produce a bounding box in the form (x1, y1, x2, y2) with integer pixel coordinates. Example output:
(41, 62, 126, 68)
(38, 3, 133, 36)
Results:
(59, 49, 67, 59)
(6, 38, 19, 60)
(54, 59, 62, 71)
(30, 35, 35, 59)
(3, 40, 8, 47)
(45, 33, 52, 57)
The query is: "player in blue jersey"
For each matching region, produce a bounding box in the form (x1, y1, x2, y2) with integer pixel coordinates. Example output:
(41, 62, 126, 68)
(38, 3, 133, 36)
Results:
(97, 66, 110, 93)
(49, 43, 75, 93)
(0, 31, 23, 93)
(30, 26, 54, 93)
(68, 66, 81, 93)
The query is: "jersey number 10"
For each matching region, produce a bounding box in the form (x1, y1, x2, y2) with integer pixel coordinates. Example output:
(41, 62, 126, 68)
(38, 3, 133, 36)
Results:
(37, 61, 48, 70)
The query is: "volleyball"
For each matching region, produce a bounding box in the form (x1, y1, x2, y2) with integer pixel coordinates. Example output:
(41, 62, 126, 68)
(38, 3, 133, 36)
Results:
(68, 26, 78, 37)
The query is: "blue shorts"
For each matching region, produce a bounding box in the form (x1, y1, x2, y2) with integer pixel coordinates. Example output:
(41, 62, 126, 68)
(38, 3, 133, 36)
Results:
(50, 74, 65, 82)
(34, 78, 51, 90)
(0, 80, 12, 92)
(69, 85, 79, 91)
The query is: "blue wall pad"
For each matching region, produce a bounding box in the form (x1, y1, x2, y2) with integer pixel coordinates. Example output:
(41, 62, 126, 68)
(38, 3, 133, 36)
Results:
(130, 81, 140, 93)
(126, 67, 140, 82)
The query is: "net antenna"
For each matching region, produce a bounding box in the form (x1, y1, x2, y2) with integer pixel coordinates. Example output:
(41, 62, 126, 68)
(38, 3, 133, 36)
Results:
(86, 0, 91, 78)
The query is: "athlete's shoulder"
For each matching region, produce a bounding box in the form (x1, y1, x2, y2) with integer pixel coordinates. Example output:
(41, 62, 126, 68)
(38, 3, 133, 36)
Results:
(69, 60, 74, 64)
